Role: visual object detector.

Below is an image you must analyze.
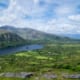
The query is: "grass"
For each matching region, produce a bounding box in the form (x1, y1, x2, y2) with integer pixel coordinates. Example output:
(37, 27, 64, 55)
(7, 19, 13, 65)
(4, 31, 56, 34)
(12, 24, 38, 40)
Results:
(0, 43, 80, 80)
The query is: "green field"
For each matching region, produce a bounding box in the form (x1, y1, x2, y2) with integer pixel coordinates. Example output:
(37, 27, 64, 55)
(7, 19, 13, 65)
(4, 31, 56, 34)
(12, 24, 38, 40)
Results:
(0, 43, 80, 80)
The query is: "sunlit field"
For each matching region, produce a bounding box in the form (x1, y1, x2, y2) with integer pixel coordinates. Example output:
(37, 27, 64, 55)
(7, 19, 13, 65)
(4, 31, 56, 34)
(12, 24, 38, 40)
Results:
(0, 43, 80, 80)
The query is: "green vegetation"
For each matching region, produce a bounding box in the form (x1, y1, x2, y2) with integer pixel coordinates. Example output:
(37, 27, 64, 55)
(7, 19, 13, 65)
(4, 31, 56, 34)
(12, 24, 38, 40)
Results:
(0, 25, 80, 49)
(0, 25, 80, 80)
(0, 43, 80, 80)
(1, 26, 80, 44)
(0, 30, 27, 48)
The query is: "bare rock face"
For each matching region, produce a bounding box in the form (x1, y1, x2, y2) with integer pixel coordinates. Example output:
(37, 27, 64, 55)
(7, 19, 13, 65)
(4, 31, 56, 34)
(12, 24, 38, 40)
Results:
(63, 74, 80, 79)
(43, 73, 57, 79)
(0, 72, 33, 78)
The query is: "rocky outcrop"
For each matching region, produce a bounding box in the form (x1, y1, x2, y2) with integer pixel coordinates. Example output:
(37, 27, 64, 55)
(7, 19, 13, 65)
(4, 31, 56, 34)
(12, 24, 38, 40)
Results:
(43, 73, 57, 79)
(0, 72, 33, 78)
(63, 74, 80, 79)
(0, 72, 80, 79)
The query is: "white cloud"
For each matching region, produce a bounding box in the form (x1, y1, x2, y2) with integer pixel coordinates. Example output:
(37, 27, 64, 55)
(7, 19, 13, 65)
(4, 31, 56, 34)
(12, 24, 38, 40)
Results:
(68, 14, 80, 22)
(55, 5, 74, 16)
(0, 0, 80, 34)
(16, 0, 50, 17)
(33, 0, 39, 4)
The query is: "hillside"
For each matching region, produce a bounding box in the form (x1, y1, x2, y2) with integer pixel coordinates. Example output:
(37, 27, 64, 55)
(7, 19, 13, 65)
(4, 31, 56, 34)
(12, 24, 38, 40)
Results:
(0, 25, 78, 44)
(0, 30, 26, 48)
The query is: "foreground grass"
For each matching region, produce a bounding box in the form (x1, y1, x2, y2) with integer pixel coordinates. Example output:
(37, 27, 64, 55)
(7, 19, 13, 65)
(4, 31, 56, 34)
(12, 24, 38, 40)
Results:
(0, 43, 80, 80)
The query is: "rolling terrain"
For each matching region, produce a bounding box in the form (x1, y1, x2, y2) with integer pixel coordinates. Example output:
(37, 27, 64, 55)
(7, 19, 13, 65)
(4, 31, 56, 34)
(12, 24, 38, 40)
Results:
(0, 26, 80, 80)
(0, 25, 79, 44)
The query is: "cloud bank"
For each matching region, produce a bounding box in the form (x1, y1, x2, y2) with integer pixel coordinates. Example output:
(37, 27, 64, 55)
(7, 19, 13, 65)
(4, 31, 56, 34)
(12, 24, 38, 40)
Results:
(0, 0, 80, 34)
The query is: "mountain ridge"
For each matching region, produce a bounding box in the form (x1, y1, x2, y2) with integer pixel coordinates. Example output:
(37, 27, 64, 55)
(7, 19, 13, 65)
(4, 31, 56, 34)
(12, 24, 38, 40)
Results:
(0, 25, 80, 44)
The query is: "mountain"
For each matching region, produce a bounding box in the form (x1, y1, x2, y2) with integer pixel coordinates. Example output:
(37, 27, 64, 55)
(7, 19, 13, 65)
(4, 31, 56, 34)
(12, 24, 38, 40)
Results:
(62, 34, 80, 39)
(0, 29, 26, 48)
(0, 25, 80, 44)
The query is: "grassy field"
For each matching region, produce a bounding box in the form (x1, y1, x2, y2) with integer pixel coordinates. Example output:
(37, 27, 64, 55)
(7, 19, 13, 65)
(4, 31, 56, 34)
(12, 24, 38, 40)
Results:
(0, 43, 80, 80)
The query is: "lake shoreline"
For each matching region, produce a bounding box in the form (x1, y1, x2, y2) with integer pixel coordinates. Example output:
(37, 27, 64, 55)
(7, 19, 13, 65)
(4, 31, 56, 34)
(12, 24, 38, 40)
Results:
(0, 44, 44, 55)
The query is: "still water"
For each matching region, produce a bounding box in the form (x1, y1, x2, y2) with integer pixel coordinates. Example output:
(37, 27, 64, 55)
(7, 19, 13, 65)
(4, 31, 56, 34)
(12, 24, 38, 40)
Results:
(0, 44, 43, 55)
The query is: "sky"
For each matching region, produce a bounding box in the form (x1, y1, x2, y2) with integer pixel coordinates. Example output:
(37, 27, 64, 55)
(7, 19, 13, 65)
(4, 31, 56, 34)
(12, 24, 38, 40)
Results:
(0, 0, 80, 34)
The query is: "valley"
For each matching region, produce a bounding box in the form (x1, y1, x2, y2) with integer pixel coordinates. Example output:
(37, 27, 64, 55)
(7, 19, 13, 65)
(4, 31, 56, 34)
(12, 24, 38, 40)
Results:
(0, 43, 80, 80)
(0, 26, 80, 80)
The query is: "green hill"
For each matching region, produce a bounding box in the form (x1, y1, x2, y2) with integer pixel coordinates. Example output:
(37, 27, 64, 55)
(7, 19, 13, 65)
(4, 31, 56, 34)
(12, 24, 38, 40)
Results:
(0, 26, 80, 44)
(0, 30, 26, 48)
(0, 25, 79, 44)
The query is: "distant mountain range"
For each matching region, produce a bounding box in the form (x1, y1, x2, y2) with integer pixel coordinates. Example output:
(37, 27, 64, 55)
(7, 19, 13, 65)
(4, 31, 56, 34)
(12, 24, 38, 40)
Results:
(0, 25, 80, 48)
(0, 25, 73, 40)
(62, 34, 80, 39)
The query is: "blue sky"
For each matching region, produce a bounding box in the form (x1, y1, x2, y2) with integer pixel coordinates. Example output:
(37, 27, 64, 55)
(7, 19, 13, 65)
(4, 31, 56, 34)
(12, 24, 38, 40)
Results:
(0, 0, 80, 34)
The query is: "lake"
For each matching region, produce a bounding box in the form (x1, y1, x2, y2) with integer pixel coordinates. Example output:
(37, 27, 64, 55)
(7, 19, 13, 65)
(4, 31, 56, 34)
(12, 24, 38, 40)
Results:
(0, 44, 43, 55)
